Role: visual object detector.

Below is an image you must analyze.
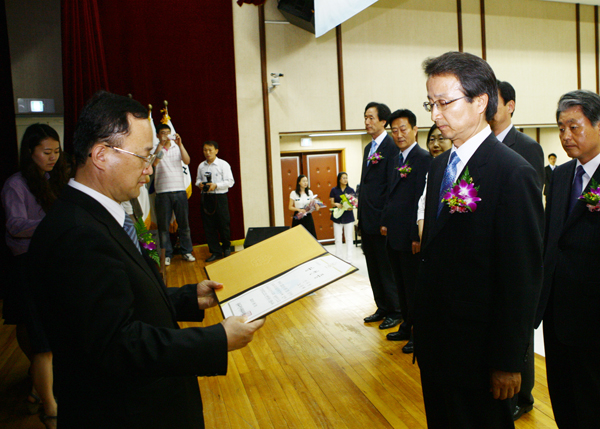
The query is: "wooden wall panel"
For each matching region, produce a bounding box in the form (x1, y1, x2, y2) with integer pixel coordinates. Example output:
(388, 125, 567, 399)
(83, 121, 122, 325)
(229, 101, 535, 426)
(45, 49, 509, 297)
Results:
(580, 5, 597, 92)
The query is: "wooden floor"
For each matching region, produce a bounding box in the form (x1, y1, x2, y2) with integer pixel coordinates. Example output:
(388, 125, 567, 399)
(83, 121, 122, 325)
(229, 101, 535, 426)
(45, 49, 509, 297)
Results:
(0, 246, 558, 428)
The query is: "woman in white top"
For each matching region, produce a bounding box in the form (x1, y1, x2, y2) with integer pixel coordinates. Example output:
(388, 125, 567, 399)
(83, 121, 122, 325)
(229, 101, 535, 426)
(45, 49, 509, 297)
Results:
(288, 175, 318, 238)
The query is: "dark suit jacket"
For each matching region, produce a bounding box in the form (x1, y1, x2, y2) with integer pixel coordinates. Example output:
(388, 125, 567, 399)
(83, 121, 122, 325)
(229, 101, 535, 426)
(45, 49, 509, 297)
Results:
(358, 133, 399, 235)
(381, 144, 431, 252)
(28, 186, 228, 429)
(413, 132, 543, 388)
(535, 160, 600, 347)
(503, 126, 544, 193)
(544, 165, 554, 196)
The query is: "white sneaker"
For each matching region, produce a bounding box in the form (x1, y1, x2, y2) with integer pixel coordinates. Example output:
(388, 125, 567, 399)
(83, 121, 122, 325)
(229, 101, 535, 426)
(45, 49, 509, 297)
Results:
(165, 257, 171, 266)
(183, 253, 196, 262)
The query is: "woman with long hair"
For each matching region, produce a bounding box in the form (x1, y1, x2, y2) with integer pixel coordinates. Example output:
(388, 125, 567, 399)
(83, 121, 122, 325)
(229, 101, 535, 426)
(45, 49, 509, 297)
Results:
(288, 174, 318, 238)
(329, 172, 355, 262)
(1, 123, 68, 428)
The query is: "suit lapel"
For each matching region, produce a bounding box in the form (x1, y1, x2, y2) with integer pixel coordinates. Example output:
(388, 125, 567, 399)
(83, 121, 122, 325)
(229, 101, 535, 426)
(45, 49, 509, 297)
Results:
(502, 126, 517, 149)
(62, 187, 172, 309)
(562, 161, 600, 233)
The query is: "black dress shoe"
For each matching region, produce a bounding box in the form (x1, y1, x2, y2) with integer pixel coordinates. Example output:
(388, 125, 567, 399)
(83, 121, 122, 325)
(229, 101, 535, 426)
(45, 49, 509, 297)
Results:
(224, 249, 231, 257)
(205, 254, 222, 262)
(386, 331, 411, 341)
(512, 403, 533, 421)
(364, 313, 385, 323)
(379, 317, 401, 330)
(402, 340, 414, 354)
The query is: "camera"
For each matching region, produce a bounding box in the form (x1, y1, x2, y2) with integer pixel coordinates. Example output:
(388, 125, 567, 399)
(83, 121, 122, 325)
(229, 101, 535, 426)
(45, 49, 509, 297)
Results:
(167, 133, 176, 141)
(202, 172, 212, 192)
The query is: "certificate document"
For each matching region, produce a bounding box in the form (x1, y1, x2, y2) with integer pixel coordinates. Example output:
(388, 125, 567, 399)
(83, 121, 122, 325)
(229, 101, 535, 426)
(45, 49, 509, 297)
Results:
(220, 254, 355, 322)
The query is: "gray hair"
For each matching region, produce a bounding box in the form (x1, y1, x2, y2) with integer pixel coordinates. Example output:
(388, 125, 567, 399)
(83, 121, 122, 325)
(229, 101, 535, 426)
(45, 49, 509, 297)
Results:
(556, 90, 600, 125)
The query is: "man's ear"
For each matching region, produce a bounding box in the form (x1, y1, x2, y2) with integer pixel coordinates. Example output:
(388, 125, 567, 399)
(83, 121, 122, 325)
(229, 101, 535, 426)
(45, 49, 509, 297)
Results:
(89, 143, 108, 171)
(476, 93, 489, 115)
(507, 100, 516, 115)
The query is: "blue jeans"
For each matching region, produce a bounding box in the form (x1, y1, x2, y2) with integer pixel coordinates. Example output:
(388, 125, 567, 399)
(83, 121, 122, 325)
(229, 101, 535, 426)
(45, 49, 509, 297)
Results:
(155, 191, 193, 258)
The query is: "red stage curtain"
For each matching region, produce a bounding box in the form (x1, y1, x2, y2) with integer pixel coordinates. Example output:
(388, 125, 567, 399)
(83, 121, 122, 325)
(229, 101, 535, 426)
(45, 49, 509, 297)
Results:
(61, 0, 110, 153)
(62, 0, 244, 246)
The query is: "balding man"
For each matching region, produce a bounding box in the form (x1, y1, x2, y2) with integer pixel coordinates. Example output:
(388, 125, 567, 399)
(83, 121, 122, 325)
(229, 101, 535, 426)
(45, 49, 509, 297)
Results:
(28, 91, 264, 429)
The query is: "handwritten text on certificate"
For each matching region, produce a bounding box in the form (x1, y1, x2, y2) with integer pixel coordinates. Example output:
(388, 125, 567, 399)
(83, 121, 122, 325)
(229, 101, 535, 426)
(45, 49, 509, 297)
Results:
(220, 254, 355, 322)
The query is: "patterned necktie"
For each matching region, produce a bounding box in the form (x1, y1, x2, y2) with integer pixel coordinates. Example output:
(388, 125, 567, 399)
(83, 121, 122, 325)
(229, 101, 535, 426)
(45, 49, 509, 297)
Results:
(123, 215, 142, 253)
(367, 141, 377, 165)
(568, 165, 585, 214)
(437, 151, 461, 217)
(398, 153, 405, 167)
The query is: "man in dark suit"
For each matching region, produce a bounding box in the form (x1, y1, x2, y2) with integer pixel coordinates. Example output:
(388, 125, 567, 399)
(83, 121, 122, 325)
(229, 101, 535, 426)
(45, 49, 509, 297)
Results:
(28, 91, 265, 429)
(489, 79, 544, 420)
(413, 52, 543, 428)
(359, 102, 401, 330)
(544, 153, 557, 197)
(535, 89, 600, 428)
(380, 109, 431, 354)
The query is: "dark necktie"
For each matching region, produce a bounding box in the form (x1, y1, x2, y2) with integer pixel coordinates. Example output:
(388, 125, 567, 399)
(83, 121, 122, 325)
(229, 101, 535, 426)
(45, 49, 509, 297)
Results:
(568, 165, 585, 214)
(398, 153, 405, 167)
(438, 151, 461, 217)
(123, 215, 142, 253)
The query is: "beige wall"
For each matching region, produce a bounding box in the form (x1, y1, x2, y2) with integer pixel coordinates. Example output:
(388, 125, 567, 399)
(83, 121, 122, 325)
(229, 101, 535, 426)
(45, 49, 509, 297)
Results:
(233, 0, 597, 230)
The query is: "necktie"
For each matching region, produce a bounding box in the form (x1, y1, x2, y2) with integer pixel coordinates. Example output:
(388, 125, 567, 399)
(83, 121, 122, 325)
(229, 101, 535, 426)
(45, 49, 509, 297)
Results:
(123, 215, 142, 253)
(568, 165, 585, 214)
(399, 153, 405, 167)
(367, 141, 377, 165)
(437, 151, 461, 217)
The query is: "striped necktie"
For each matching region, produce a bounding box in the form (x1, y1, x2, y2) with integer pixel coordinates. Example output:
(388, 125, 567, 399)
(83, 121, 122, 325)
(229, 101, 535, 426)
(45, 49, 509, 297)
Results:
(437, 151, 461, 217)
(123, 215, 142, 253)
(367, 141, 377, 165)
(568, 165, 585, 214)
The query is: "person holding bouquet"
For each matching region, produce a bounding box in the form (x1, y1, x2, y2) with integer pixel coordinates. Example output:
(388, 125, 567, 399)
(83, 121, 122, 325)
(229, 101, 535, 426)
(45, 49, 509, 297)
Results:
(288, 175, 319, 238)
(329, 172, 356, 262)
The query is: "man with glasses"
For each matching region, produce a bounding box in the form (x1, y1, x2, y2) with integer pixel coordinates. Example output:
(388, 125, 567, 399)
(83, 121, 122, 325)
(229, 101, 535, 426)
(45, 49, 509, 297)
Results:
(153, 123, 195, 265)
(412, 52, 543, 428)
(28, 91, 265, 428)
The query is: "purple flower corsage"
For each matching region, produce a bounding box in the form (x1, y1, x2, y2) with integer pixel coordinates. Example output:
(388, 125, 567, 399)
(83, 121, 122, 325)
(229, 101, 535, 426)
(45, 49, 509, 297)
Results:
(368, 152, 383, 164)
(441, 167, 481, 214)
(579, 178, 600, 212)
(396, 163, 412, 178)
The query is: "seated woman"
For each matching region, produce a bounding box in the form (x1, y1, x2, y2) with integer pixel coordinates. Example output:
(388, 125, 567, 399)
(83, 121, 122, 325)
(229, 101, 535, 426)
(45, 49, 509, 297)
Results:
(1, 123, 69, 428)
(329, 172, 355, 263)
(288, 175, 318, 239)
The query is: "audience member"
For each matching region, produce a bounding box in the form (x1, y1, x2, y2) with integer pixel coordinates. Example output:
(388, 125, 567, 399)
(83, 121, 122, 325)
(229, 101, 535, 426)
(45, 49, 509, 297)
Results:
(195, 141, 234, 262)
(27, 91, 264, 429)
(1, 123, 67, 428)
(288, 175, 318, 238)
(489, 79, 545, 421)
(153, 123, 195, 266)
(329, 172, 355, 263)
(535, 89, 600, 428)
(544, 152, 557, 197)
(359, 102, 401, 330)
(413, 51, 543, 428)
(381, 109, 431, 354)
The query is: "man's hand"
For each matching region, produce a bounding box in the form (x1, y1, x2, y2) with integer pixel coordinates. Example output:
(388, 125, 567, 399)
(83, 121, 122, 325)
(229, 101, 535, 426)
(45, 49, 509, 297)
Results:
(174, 133, 182, 146)
(411, 240, 421, 254)
(221, 317, 266, 351)
(196, 280, 223, 310)
(380, 226, 387, 236)
(490, 370, 521, 400)
(207, 183, 217, 192)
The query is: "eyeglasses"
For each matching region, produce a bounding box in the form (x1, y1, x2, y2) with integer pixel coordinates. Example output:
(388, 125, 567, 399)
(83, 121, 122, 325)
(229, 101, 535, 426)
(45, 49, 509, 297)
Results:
(105, 145, 156, 167)
(423, 96, 468, 113)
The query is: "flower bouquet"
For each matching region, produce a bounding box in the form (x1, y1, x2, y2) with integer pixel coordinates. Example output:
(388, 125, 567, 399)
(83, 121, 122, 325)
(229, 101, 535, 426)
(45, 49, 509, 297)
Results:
(134, 217, 160, 265)
(441, 168, 481, 214)
(579, 179, 600, 212)
(294, 196, 326, 220)
(331, 193, 358, 219)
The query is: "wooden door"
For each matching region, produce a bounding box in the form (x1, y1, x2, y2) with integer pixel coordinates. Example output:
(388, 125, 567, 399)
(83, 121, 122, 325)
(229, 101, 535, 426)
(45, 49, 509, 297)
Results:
(306, 153, 338, 241)
(281, 156, 300, 228)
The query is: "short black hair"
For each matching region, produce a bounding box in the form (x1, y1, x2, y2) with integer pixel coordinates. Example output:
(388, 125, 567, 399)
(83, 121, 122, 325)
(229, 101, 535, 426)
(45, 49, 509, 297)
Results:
(387, 109, 417, 129)
(548, 153, 557, 158)
(364, 102, 391, 126)
(72, 91, 148, 167)
(203, 140, 219, 150)
(156, 123, 171, 134)
(556, 89, 600, 125)
(423, 51, 498, 122)
(497, 80, 516, 117)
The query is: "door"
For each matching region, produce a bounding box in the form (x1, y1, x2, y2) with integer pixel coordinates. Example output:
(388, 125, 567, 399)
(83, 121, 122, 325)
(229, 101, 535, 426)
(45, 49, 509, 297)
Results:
(281, 156, 300, 229)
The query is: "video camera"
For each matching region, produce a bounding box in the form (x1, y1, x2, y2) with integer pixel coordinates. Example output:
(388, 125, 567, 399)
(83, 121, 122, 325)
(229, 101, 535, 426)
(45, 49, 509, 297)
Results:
(201, 172, 212, 192)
